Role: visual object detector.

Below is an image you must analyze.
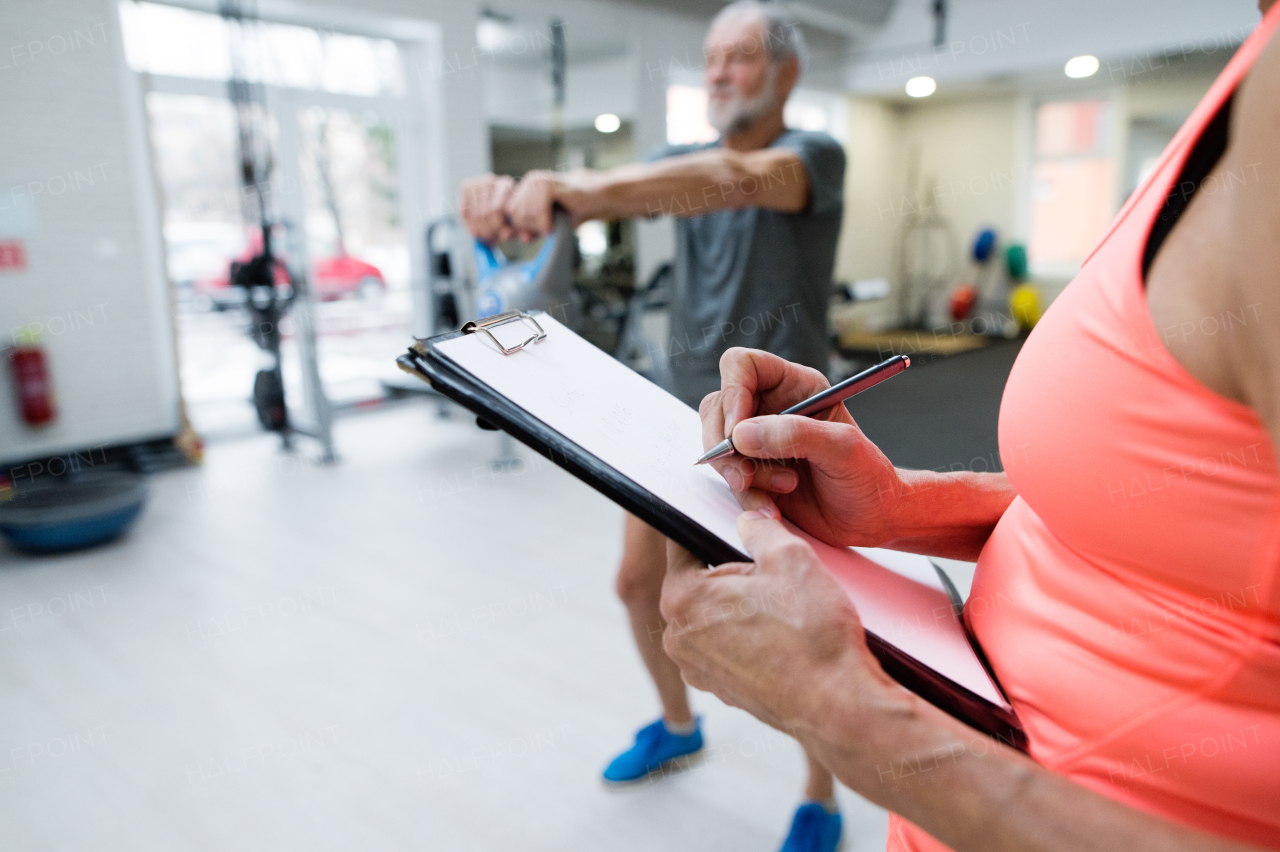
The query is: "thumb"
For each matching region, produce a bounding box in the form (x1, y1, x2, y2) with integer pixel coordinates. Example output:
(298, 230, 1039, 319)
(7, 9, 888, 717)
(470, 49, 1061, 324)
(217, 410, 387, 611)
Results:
(731, 414, 860, 463)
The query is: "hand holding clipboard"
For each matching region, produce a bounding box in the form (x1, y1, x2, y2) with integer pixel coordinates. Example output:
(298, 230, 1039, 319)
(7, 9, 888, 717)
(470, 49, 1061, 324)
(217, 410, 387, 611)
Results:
(397, 311, 1026, 751)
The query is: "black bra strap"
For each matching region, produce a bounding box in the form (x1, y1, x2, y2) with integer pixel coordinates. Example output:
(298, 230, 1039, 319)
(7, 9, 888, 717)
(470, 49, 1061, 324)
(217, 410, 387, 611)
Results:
(1142, 94, 1234, 282)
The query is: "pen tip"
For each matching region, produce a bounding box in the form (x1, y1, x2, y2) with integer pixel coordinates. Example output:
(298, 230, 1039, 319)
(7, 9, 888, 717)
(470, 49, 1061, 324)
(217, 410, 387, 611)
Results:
(903, 355, 911, 368)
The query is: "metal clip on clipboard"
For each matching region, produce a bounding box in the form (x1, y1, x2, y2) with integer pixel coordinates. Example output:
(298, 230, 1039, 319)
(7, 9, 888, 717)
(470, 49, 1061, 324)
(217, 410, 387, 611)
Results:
(461, 311, 547, 355)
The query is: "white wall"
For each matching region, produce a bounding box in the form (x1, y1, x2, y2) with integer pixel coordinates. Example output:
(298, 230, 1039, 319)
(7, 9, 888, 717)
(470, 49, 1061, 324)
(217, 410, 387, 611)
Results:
(485, 55, 637, 132)
(0, 0, 179, 463)
(896, 95, 1025, 250)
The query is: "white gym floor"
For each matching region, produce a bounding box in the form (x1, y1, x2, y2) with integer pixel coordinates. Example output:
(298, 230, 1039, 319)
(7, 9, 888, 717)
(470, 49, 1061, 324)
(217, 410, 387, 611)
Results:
(0, 402, 890, 851)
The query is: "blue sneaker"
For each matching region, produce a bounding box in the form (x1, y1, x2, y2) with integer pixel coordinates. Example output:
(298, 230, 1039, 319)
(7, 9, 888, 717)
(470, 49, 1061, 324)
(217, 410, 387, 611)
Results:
(601, 717, 704, 785)
(778, 802, 843, 852)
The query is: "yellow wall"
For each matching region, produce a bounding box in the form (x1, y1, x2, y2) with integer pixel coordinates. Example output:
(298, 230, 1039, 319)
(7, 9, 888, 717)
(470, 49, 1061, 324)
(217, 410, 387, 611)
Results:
(836, 94, 1029, 282)
(896, 95, 1026, 264)
(836, 93, 1026, 326)
(835, 98, 905, 290)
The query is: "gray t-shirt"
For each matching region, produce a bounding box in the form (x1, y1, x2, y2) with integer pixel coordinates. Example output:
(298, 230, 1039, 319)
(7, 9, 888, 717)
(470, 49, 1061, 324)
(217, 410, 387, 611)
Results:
(648, 129, 845, 408)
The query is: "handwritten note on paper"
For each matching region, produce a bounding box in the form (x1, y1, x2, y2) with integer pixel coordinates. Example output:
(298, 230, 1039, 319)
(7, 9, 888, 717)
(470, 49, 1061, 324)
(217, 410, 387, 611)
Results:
(436, 315, 1008, 708)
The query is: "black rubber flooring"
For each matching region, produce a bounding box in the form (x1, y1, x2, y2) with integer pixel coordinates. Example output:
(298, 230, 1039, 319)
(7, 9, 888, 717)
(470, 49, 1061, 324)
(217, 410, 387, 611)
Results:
(842, 338, 1024, 474)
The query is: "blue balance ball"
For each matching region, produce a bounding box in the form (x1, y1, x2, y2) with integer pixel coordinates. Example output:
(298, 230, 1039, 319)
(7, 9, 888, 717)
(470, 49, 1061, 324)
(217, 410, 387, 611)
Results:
(0, 471, 148, 554)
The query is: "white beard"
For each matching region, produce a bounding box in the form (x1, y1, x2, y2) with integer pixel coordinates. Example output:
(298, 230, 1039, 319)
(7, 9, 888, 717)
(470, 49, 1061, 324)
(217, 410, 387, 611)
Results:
(706, 64, 778, 136)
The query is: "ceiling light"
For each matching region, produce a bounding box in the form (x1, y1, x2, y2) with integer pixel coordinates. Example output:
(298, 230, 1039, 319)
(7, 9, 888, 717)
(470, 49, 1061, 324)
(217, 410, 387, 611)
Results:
(905, 76, 936, 98)
(1064, 55, 1099, 78)
(594, 113, 621, 133)
(476, 17, 514, 54)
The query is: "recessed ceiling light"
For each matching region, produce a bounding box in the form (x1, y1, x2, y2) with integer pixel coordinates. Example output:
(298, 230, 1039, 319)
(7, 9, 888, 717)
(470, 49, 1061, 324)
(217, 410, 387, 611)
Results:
(905, 76, 936, 98)
(594, 113, 621, 133)
(476, 17, 514, 54)
(1065, 55, 1099, 78)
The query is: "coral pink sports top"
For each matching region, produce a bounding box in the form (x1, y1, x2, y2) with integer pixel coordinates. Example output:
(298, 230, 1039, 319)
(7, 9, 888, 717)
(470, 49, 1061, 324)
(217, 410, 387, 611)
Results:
(890, 9, 1280, 852)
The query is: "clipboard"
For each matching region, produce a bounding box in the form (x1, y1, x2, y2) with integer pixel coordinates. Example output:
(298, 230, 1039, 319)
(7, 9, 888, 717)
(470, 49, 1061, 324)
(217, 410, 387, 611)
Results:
(397, 311, 1027, 752)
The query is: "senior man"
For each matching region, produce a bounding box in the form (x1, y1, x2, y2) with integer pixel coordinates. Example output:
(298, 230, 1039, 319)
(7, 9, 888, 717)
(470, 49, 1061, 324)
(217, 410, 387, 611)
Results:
(459, 2, 846, 849)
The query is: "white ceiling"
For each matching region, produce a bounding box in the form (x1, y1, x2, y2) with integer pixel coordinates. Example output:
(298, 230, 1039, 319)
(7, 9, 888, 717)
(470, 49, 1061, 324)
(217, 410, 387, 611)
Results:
(478, 0, 900, 70)
(476, 0, 1264, 101)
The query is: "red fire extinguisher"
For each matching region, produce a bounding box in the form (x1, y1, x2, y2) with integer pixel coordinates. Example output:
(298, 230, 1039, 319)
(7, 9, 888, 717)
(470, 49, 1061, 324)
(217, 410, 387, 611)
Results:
(9, 328, 56, 426)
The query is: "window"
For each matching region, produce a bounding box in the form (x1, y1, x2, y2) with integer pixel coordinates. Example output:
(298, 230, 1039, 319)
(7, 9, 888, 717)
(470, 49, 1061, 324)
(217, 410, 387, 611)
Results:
(665, 84, 845, 146)
(666, 85, 717, 146)
(119, 0, 423, 435)
(1028, 99, 1116, 277)
(118, 1, 404, 97)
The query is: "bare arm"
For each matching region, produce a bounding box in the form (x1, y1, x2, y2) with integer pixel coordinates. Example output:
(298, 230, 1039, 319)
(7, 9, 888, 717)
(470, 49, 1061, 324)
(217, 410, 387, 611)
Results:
(879, 469, 1016, 559)
(1201, 32, 1280, 454)
(794, 631, 1267, 852)
(1146, 24, 1280, 462)
(501, 147, 810, 238)
(566, 147, 810, 218)
(661, 508, 1270, 852)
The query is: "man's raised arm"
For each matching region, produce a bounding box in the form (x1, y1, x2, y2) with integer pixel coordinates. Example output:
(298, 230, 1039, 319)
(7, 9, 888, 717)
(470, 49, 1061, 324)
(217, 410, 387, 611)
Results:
(500, 147, 810, 240)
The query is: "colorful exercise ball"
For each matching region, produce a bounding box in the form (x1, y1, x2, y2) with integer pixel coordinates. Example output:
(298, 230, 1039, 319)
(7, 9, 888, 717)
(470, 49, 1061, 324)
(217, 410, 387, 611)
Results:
(1010, 284, 1041, 330)
(972, 229, 997, 263)
(1005, 244, 1028, 282)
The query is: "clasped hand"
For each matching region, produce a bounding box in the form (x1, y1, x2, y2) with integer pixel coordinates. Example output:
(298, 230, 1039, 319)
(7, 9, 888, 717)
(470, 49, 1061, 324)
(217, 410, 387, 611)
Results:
(458, 171, 592, 244)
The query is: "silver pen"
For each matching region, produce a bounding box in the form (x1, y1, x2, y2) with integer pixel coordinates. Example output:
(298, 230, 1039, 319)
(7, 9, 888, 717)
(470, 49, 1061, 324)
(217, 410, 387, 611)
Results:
(694, 354, 911, 466)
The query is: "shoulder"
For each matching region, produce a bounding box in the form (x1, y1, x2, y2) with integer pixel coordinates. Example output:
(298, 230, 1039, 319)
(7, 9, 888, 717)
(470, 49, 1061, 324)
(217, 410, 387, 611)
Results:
(773, 130, 845, 163)
(1233, 15, 1280, 136)
(1222, 28, 1280, 286)
(644, 140, 720, 163)
(1205, 25, 1280, 419)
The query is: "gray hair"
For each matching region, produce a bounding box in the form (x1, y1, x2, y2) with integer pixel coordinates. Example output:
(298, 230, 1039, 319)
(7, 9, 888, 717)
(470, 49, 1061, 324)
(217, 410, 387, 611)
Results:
(711, 1, 807, 73)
